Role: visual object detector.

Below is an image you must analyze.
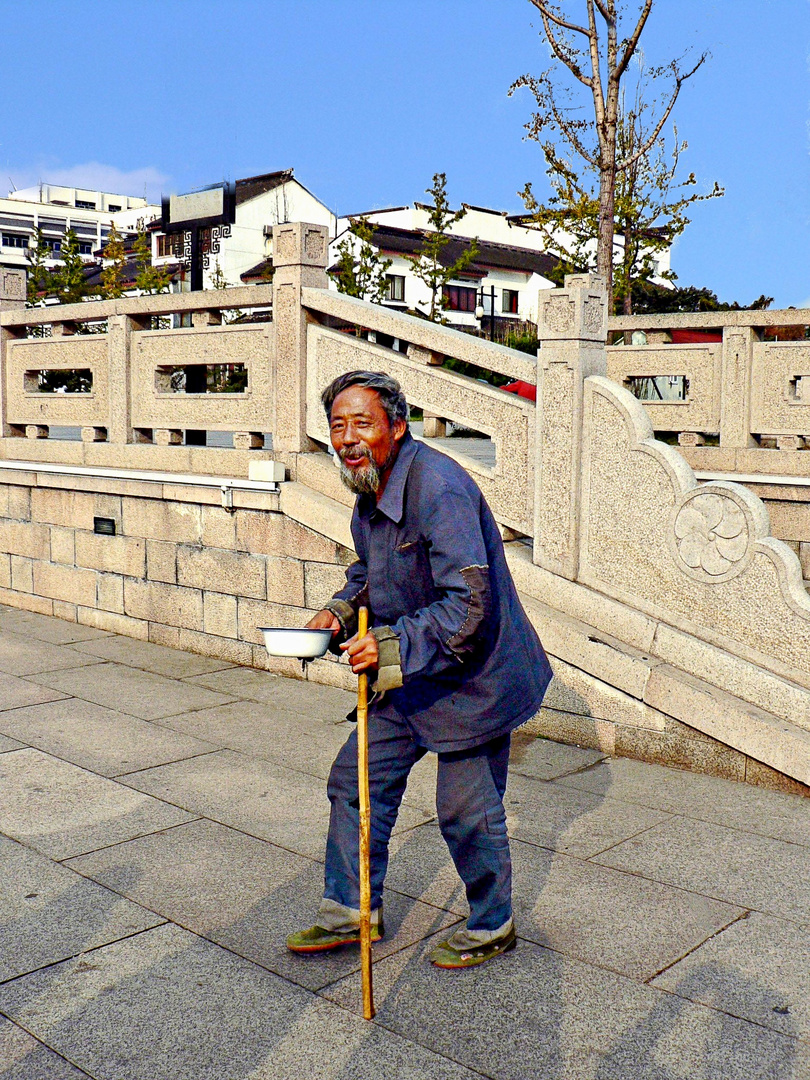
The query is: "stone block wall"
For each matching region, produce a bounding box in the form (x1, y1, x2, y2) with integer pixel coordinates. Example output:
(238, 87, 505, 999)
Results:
(0, 466, 358, 692)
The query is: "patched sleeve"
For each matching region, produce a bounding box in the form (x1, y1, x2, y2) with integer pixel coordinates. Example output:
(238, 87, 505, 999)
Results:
(389, 484, 493, 680)
(369, 625, 403, 691)
(324, 570, 368, 643)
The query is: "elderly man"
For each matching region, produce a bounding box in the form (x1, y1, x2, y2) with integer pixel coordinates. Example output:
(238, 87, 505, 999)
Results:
(287, 370, 552, 967)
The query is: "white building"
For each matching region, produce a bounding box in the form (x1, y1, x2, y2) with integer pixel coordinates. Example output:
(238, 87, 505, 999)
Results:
(329, 202, 673, 334)
(329, 203, 560, 333)
(153, 169, 337, 289)
(0, 183, 157, 275)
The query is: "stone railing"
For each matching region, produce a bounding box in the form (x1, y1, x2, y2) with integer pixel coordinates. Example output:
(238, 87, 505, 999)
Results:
(2, 228, 810, 788)
(302, 288, 536, 534)
(607, 311, 810, 476)
(0, 282, 276, 477)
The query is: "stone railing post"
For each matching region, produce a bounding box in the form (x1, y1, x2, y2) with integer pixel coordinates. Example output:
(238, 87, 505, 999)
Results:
(272, 222, 329, 454)
(0, 270, 27, 439)
(719, 325, 757, 448)
(534, 274, 608, 579)
(106, 313, 141, 445)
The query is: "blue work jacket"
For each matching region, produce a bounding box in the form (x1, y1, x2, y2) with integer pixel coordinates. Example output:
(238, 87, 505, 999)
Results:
(327, 431, 552, 752)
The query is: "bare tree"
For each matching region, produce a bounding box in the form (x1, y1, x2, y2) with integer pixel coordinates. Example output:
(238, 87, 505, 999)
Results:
(511, 0, 706, 304)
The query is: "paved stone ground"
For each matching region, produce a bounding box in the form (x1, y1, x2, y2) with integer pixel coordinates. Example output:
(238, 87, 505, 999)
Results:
(0, 603, 809, 1079)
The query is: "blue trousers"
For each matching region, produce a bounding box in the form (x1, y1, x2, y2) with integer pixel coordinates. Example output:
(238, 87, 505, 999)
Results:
(323, 707, 512, 931)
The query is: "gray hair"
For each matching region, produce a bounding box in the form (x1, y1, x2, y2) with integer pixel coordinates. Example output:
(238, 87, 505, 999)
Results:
(321, 370, 409, 427)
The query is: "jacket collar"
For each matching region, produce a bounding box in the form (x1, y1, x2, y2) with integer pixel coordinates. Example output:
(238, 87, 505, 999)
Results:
(360, 429, 418, 524)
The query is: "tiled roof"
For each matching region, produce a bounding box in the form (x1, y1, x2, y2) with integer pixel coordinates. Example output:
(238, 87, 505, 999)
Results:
(235, 169, 294, 206)
(240, 258, 274, 282)
(358, 223, 559, 279)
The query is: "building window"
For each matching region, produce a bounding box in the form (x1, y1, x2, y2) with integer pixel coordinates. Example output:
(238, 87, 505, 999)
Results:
(385, 274, 405, 302)
(502, 289, 519, 314)
(45, 239, 61, 253)
(78, 242, 93, 255)
(75, 200, 96, 210)
(156, 233, 185, 257)
(443, 284, 478, 312)
(1, 233, 29, 248)
(108, 204, 121, 212)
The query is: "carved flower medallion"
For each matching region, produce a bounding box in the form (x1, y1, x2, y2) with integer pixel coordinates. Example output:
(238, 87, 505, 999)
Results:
(672, 490, 751, 582)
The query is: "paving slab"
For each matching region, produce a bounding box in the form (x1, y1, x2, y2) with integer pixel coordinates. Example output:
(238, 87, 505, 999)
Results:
(387, 823, 471, 916)
(0, 606, 110, 646)
(594, 815, 810, 924)
(559, 756, 810, 848)
(0, 698, 219, 777)
(652, 912, 810, 1041)
(0, 748, 196, 859)
(71, 634, 235, 678)
(385, 826, 742, 981)
(0, 732, 24, 753)
(400, 753, 440, 815)
(509, 730, 607, 781)
(0, 671, 68, 711)
(28, 662, 237, 721)
(0, 1019, 91, 1080)
(0, 834, 164, 982)
(121, 749, 432, 859)
(0, 923, 482, 1080)
(185, 665, 355, 721)
(324, 931, 810, 1080)
(0, 633, 105, 677)
(67, 818, 460, 992)
(509, 840, 743, 981)
(503, 770, 673, 858)
(154, 700, 353, 779)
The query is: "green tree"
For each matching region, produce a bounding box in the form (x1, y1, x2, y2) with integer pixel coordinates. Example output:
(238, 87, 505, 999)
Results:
(100, 221, 127, 299)
(408, 173, 479, 321)
(25, 226, 52, 306)
(519, 92, 723, 313)
(510, 0, 707, 306)
(50, 228, 90, 304)
(134, 223, 171, 295)
(629, 280, 773, 315)
(330, 217, 392, 304)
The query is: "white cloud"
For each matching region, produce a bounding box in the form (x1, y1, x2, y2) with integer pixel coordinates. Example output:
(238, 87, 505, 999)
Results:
(6, 162, 170, 204)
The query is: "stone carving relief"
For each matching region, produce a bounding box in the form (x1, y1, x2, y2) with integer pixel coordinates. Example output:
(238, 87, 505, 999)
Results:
(543, 296, 575, 334)
(672, 488, 752, 582)
(725, 333, 746, 358)
(1, 270, 25, 301)
(305, 229, 325, 262)
(583, 297, 604, 335)
(275, 230, 295, 263)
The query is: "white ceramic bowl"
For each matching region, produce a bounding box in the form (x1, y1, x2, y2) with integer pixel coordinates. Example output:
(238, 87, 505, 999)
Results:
(259, 627, 333, 659)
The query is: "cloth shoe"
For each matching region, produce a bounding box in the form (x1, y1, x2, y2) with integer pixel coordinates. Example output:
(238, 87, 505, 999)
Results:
(429, 924, 516, 968)
(286, 922, 384, 953)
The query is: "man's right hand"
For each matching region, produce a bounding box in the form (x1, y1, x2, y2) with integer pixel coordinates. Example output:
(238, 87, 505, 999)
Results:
(306, 610, 341, 634)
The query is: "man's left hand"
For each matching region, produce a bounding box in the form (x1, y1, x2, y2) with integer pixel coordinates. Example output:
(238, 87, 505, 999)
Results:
(340, 632, 379, 673)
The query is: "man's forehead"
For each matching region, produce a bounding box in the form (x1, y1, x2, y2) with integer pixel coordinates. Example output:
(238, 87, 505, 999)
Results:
(331, 385, 385, 416)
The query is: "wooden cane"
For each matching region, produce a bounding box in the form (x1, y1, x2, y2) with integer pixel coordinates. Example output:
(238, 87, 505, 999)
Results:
(356, 605, 375, 1020)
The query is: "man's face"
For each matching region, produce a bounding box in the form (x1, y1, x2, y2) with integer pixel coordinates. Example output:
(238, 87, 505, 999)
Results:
(329, 385, 406, 496)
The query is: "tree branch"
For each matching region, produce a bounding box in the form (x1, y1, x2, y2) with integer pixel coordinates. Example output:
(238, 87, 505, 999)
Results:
(528, 0, 589, 38)
(616, 0, 653, 77)
(617, 54, 707, 170)
(538, 8, 593, 86)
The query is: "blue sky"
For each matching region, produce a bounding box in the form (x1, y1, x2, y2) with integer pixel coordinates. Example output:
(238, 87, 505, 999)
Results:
(1, 0, 807, 306)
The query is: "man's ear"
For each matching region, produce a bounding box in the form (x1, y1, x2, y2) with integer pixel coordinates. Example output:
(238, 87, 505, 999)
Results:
(392, 418, 407, 443)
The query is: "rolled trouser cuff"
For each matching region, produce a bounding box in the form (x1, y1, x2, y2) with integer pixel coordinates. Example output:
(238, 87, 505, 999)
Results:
(317, 896, 382, 932)
(444, 917, 514, 950)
